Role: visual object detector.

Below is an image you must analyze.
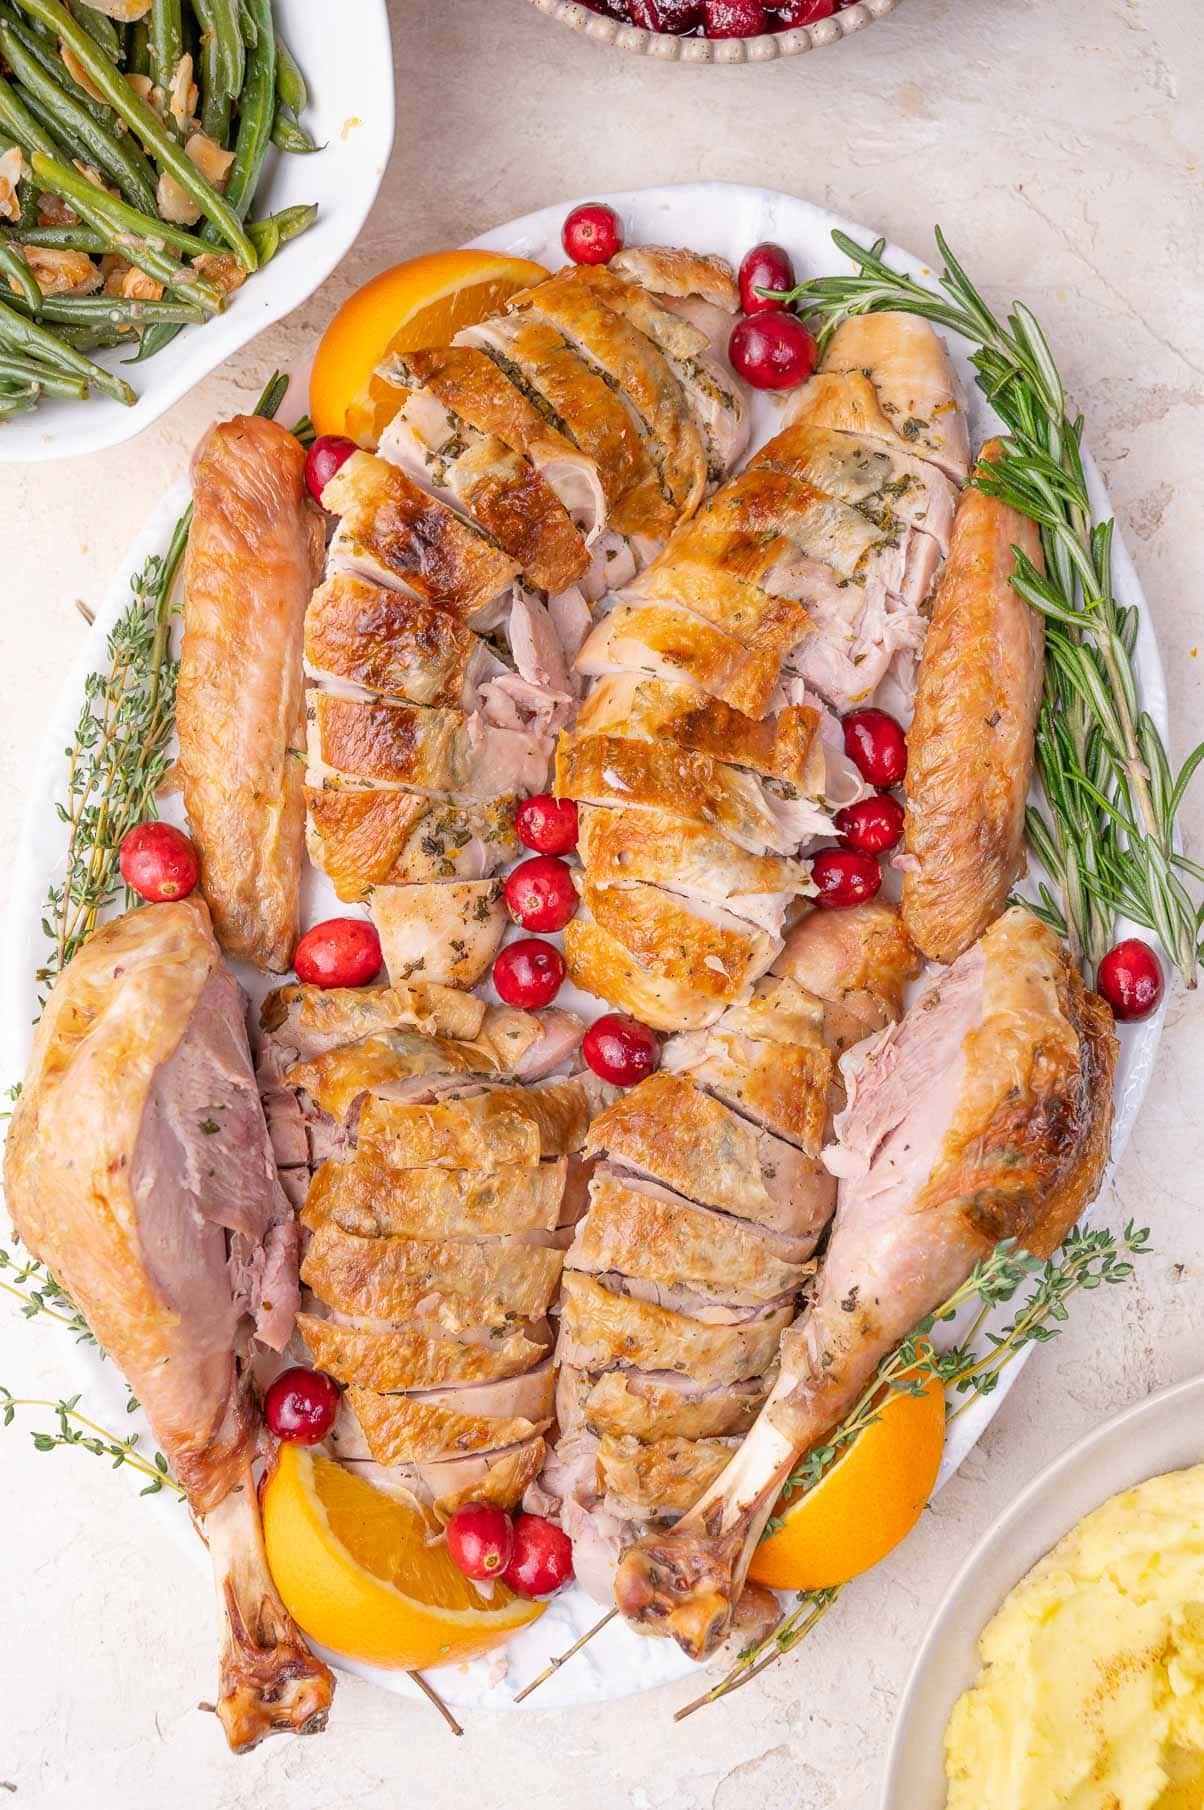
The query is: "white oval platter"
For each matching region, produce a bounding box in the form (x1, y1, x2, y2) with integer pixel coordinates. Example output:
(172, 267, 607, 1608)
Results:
(0, 0, 394, 466)
(1, 183, 1168, 1714)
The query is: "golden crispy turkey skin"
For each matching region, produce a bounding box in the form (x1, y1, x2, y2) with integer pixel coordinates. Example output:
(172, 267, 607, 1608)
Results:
(902, 442, 1046, 963)
(178, 416, 325, 972)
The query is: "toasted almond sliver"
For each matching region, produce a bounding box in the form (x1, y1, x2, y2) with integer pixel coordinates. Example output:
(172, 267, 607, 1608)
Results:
(23, 246, 103, 297)
(0, 146, 24, 224)
(157, 169, 202, 227)
(185, 132, 236, 190)
(61, 45, 109, 105)
(169, 53, 198, 132)
(192, 251, 246, 296)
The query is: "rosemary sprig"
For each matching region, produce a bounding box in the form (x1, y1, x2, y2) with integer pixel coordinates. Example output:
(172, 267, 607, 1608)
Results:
(785, 230, 1204, 986)
(700, 1222, 1153, 1712)
(0, 1390, 184, 1497)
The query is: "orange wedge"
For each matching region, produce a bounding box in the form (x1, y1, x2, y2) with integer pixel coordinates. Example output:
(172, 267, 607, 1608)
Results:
(261, 1444, 544, 1669)
(748, 1362, 946, 1592)
(310, 249, 550, 448)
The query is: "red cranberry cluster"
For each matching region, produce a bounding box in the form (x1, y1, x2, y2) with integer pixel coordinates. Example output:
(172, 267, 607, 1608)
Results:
(579, 0, 852, 36)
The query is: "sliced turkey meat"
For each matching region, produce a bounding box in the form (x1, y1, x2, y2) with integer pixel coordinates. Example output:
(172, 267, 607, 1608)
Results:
(805, 310, 971, 482)
(369, 877, 507, 990)
(557, 1272, 793, 1384)
(298, 1309, 551, 1390)
(556, 1365, 771, 1443)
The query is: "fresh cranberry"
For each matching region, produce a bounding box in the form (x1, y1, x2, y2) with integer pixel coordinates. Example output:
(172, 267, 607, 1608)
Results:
(264, 1367, 339, 1444)
(1096, 938, 1164, 1022)
(504, 855, 578, 933)
(446, 1503, 515, 1581)
(842, 708, 908, 788)
(493, 938, 565, 1009)
(305, 433, 356, 506)
(294, 917, 382, 988)
(704, 0, 769, 35)
(119, 821, 199, 903)
(738, 242, 796, 315)
(630, 0, 703, 27)
(562, 203, 623, 266)
(728, 310, 818, 391)
(502, 1513, 574, 1598)
(811, 847, 882, 909)
(580, 0, 632, 16)
(582, 1013, 660, 1087)
(515, 793, 579, 855)
(774, 0, 836, 23)
(834, 794, 905, 856)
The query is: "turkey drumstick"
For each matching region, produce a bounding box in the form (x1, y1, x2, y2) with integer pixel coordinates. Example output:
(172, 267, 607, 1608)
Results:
(614, 908, 1117, 1659)
(3, 898, 333, 1750)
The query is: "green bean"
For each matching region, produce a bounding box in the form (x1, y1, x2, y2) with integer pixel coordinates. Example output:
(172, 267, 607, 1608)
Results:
(123, 317, 179, 360)
(33, 291, 206, 321)
(0, 291, 135, 399)
(0, 68, 64, 159)
(54, 318, 134, 347)
(270, 109, 319, 155)
(203, 0, 271, 233)
(195, 0, 231, 141)
(0, 23, 160, 215)
(0, 9, 113, 130)
(0, 222, 108, 250)
(148, 0, 182, 100)
(0, 239, 42, 309)
(273, 29, 306, 114)
(31, 149, 225, 311)
(127, 16, 149, 74)
(247, 199, 315, 262)
(64, 0, 119, 61)
(26, 148, 212, 255)
(194, 0, 242, 98)
(0, 349, 86, 394)
(236, 0, 254, 47)
(12, 0, 258, 269)
(0, 390, 41, 416)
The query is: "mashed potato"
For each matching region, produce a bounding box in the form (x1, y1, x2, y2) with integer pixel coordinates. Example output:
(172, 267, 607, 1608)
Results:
(944, 1463, 1204, 1810)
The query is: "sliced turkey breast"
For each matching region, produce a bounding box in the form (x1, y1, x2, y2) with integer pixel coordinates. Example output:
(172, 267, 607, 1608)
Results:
(379, 397, 589, 596)
(307, 693, 550, 804)
(457, 312, 675, 539)
(347, 1374, 554, 1465)
(585, 1070, 835, 1239)
(566, 1168, 813, 1305)
(558, 1272, 792, 1385)
(305, 788, 518, 901)
(301, 1220, 564, 1329)
(579, 873, 780, 1005)
(596, 1432, 738, 1517)
(563, 910, 728, 1033)
(259, 979, 487, 1061)
(297, 1310, 550, 1389)
(389, 343, 608, 542)
(556, 730, 805, 859)
(810, 310, 970, 483)
(750, 421, 957, 554)
(573, 595, 783, 716)
(663, 998, 833, 1157)
(354, 1075, 614, 1173)
(772, 898, 921, 1057)
(507, 267, 708, 518)
(322, 450, 519, 619)
(366, 877, 506, 990)
(576, 672, 825, 793)
(557, 1365, 770, 1442)
(301, 1154, 570, 1240)
(304, 574, 496, 710)
(576, 805, 805, 938)
(609, 245, 739, 313)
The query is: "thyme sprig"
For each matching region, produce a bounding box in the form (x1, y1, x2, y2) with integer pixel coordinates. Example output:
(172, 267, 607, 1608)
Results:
(785, 230, 1204, 985)
(698, 1222, 1152, 1714)
(0, 1390, 184, 1497)
(0, 1247, 94, 1343)
(37, 369, 304, 997)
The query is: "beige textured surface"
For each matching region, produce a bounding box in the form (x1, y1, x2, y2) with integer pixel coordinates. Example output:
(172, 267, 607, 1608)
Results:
(2, 1, 1203, 1805)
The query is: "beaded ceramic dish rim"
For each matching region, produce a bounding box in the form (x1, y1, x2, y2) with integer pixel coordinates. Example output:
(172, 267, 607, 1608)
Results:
(526, 0, 901, 63)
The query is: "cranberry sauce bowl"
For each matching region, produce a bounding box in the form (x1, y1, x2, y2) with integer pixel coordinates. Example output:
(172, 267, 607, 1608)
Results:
(527, 0, 901, 62)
